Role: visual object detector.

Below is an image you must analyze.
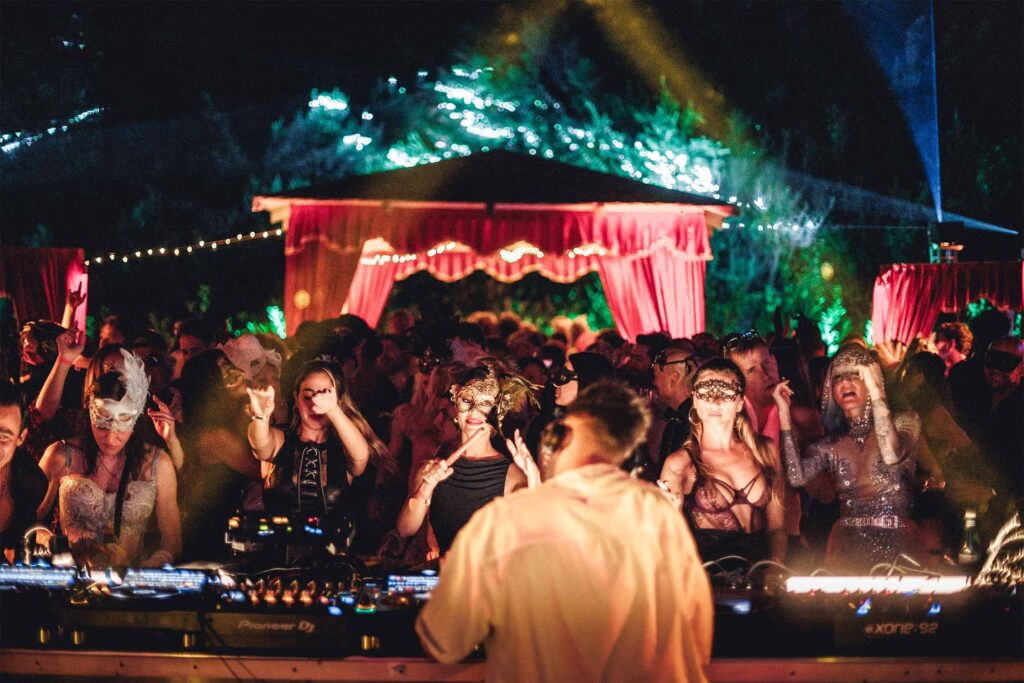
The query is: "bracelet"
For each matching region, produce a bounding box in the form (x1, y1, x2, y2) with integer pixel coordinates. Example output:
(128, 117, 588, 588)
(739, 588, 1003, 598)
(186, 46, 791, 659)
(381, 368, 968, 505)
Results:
(412, 495, 431, 506)
(58, 356, 75, 367)
(250, 415, 268, 423)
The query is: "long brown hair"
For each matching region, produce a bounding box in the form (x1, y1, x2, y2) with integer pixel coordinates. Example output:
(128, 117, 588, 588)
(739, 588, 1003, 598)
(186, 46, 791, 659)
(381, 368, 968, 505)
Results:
(79, 345, 152, 482)
(683, 358, 782, 501)
(290, 360, 391, 474)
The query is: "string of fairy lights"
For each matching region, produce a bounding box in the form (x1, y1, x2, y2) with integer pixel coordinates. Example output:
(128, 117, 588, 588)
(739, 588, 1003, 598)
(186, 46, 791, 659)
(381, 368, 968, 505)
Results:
(83, 228, 284, 266)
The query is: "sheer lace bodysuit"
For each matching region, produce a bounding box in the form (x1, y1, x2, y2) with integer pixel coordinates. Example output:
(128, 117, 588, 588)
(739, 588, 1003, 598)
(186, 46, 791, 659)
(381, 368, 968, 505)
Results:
(685, 471, 771, 534)
(683, 458, 773, 562)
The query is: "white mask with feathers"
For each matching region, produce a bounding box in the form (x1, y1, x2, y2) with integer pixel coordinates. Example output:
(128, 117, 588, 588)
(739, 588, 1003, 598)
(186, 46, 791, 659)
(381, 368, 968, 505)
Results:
(88, 349, 150, 432)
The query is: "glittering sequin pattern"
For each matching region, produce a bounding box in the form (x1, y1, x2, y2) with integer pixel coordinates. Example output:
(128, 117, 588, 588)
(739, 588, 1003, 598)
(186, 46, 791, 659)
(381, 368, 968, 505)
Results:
(781, 413, 921, 570)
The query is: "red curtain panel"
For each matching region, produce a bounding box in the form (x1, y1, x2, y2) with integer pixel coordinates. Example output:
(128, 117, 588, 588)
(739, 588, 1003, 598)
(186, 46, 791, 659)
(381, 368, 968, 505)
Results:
(871, 261, 1023, 344)
(0, 246, 87, 329)
(283, 202, 713, 338)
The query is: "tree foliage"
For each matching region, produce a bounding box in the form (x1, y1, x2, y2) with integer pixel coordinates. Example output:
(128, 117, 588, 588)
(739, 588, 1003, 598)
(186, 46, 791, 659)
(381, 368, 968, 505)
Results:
(262, 35, 845, 336)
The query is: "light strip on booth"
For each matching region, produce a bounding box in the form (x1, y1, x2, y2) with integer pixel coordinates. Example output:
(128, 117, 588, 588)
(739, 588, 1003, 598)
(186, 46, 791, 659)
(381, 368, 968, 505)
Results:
(785, 576, 971, 595)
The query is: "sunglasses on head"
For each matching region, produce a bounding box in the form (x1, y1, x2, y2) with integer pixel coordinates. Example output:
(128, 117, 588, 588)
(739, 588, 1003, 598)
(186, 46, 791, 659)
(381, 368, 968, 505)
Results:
(723, 329, 764, 353)
(652, 349, 697, 372)
(552, 366, 578, 386)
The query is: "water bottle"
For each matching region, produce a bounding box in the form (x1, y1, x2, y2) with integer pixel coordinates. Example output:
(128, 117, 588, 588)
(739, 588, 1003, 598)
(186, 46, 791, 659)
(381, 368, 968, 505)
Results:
(957, 509, 981, 566)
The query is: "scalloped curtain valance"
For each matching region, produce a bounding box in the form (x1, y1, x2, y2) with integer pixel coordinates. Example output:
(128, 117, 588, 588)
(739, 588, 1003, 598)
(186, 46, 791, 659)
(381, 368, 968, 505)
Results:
(282, 201, 713, 340)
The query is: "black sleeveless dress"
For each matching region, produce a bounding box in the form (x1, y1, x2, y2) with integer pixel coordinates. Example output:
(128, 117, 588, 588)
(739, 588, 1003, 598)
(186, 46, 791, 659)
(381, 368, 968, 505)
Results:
(429, 455, 510, 554)
(263, 430, 351, 517)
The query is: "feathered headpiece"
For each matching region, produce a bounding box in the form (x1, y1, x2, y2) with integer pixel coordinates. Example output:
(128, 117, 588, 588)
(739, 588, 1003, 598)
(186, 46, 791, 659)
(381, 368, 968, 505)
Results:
(88, 349, 150, 432)
(450, 357, 540, 438)
(219, 334, 283, 383)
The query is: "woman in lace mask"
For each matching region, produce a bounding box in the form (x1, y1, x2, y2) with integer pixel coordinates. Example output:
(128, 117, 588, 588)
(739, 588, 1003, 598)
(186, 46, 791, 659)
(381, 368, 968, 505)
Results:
(37, 346, 181, 567)
(778, 344, 921, 571)
(659, 358, 786, 564)
(395, 361, 539, 556)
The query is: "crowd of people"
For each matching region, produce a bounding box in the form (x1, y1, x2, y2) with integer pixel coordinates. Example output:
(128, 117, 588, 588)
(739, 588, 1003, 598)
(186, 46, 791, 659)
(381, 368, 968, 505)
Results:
(2, 289, 1021, 577)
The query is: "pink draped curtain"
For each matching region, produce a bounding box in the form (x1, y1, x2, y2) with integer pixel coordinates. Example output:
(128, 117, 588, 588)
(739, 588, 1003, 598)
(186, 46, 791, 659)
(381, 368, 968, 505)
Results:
(872, 261, 1023, 344)
(285, 202, 713, 336)
(597, 252, 705, 341)
(284, 207, 361, 334)
(0, 246, 87, 329)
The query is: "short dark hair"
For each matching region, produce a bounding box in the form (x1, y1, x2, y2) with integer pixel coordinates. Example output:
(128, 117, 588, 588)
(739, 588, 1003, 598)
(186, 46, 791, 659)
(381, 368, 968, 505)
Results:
(567, 381, 651, 462)
(497, 312, 522, 339)
(454, 322, 486, 347)
(0, 383, 25, 427)
(636, 333, 671, 354)
(177, 318, 213, 346)
(131, 329, 168, 352)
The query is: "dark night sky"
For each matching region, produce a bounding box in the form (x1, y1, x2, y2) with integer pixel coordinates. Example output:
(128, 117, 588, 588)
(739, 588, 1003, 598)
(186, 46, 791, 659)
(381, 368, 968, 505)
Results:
(2, 1, 1021, 246)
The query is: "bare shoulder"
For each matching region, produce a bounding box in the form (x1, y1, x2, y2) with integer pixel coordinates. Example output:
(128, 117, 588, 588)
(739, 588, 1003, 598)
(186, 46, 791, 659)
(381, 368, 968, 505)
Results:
(144, 445, 175, 481)
(39, 439, 81, 476)
(664, 447, 694, 473)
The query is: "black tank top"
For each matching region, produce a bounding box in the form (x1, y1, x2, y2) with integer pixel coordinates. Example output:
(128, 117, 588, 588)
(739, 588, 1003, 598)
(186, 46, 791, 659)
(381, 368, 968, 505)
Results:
(429, 455, 510, 554)
(263, 431, 351, 517)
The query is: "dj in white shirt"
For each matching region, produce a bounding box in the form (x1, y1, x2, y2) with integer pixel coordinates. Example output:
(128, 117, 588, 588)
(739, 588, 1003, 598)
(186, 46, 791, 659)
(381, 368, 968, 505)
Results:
(417, 381, 713, 682)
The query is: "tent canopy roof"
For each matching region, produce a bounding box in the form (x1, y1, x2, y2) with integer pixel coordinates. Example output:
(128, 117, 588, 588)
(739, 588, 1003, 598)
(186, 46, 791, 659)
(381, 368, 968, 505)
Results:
(253, 150, 736, 214)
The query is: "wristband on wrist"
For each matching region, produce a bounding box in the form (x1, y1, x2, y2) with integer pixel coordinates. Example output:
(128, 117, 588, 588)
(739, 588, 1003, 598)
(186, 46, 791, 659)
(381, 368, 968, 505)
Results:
(59, 356, 75, 367)
(250, 414, 268, 423)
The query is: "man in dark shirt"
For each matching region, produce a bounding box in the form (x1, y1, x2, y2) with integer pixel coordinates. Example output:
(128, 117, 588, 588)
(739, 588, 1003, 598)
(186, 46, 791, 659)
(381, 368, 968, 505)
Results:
(980, 337, 1023, 502)
(0, 385, 48, 561)
(647, 341, 698, 468)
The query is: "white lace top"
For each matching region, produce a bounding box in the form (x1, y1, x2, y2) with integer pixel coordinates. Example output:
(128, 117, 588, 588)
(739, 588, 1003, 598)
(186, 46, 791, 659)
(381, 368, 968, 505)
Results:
(59, 467, 157, 565)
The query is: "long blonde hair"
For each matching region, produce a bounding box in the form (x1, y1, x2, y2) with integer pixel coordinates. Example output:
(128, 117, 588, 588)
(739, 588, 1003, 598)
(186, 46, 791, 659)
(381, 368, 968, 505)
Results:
(683, 358, 782, 501)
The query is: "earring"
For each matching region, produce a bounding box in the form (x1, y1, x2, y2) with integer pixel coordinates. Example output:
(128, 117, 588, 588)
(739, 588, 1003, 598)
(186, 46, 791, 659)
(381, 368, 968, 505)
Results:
(453, 416, 459, 426)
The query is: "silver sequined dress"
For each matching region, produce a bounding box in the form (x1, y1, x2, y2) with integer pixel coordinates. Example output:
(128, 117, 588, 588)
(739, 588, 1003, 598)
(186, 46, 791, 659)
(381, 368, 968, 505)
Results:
(782, 413, 921, 571)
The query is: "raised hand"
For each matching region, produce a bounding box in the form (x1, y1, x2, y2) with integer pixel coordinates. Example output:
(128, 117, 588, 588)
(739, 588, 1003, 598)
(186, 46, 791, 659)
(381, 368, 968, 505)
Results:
(874, 340, 906, 370)
(247, 385, 276, 420)
(309, 386, 339, 416)
(56, 322, 85, 363)
(771, 378, 793, 409)
(858, 362, 886, 400)
(505, 428, 540, 488)
(66, 282, 87, 312)
(419, 458, 454, 492)
(147, 396, 177, 443)
(771, 378, 794, 430)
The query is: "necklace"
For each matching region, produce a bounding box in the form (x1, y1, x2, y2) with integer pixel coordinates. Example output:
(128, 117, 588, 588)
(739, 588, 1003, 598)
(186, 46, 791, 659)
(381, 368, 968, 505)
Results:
(97, 455, 123, 480)
(849, 414, 872, 449)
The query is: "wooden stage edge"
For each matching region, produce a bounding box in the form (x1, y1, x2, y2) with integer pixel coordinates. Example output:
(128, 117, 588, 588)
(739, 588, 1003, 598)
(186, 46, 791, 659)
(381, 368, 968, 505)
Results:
(2, 649, 1022, 682)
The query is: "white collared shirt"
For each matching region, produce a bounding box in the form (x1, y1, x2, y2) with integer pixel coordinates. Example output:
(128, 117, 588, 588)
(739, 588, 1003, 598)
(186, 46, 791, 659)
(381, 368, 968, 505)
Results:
(416, 463, 713, 682)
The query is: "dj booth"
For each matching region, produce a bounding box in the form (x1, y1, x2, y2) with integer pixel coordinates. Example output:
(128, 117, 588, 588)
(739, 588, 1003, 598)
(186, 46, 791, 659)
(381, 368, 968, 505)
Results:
(3, 513, 1022, 682)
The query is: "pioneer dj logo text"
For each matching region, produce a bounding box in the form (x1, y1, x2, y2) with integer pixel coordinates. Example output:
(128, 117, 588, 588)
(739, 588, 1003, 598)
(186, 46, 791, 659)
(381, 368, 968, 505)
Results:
(236, 619, 317, 634)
